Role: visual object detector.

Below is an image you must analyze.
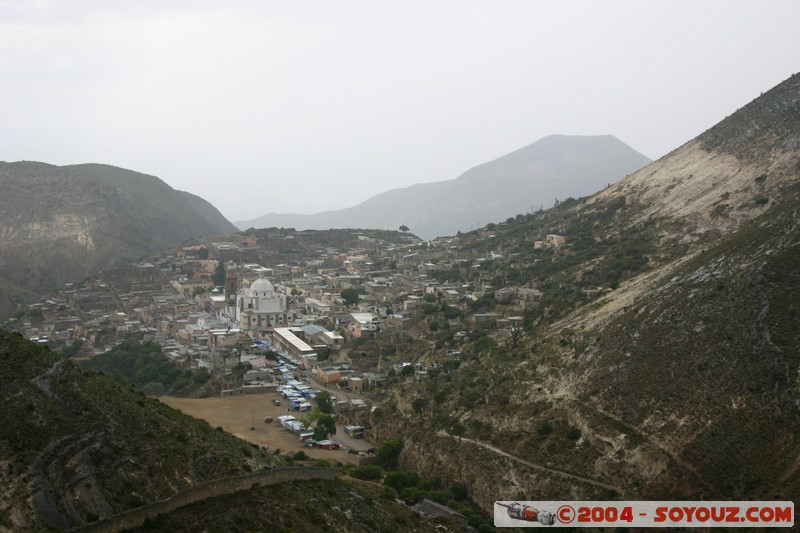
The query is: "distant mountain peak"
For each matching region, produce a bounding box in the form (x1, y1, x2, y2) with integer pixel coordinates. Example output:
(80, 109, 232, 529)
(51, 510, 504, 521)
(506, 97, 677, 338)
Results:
(237, 134, 652, 239)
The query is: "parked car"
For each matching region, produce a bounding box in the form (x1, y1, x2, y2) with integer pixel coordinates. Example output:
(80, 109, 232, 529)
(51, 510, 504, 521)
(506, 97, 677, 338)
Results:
(272, 398, 281, 406)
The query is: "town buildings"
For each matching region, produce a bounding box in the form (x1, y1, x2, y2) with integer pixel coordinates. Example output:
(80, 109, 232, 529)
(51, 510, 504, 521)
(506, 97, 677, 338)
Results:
(4, 228, 542, 394)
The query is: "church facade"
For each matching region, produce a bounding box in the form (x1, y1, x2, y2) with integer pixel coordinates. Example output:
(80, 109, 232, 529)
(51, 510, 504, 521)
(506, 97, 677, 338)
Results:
(233, 278, 288, 333)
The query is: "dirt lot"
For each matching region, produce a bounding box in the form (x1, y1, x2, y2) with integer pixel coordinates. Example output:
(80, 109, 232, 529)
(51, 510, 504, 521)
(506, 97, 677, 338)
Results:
(159, 393, 373, 463)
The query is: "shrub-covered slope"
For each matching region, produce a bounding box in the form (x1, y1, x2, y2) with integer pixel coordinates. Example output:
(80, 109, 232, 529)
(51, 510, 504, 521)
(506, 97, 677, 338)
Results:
(0, 329, 275, 530)
(363, 73, 800, 510)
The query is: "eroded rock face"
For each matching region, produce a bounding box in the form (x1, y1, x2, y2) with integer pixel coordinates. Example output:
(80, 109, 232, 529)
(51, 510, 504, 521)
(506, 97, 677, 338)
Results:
(0, 161, 236, 318)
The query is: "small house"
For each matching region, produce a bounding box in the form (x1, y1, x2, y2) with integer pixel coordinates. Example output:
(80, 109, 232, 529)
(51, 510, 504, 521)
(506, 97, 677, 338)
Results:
(344, 425, 365, 439)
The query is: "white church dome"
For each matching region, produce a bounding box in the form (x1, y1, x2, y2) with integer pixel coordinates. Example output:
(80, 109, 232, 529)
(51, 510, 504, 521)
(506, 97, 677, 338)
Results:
(249, 278, 274, 294)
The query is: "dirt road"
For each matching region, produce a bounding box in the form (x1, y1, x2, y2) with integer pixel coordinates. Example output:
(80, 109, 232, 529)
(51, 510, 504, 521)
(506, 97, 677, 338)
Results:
(159, 393, 373, 463)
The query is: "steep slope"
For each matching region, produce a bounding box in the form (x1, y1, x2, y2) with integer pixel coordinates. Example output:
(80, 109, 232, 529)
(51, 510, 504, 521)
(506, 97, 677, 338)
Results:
(0, 330, 277, 530)
(238, 135, 651, 239)
(132, 479, 442, 533)
(562, 185, 800, 499)
(592, 74, 799, 235)
(0, 162, 237, 318)
(365, 73, 800, 510)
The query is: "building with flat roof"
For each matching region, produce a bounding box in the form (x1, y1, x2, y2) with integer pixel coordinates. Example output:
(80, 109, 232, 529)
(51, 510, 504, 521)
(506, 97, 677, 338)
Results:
(272, 327, 317, 360)
(347, 312, 379, 339)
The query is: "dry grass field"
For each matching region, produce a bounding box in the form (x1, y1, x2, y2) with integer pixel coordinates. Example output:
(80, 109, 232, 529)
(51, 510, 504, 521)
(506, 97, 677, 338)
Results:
(159, 393, 373, 463)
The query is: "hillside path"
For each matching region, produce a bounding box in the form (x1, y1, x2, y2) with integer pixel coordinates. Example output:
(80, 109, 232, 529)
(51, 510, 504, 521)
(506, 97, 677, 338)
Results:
(570, 399, 716, 495)
(435, 430, 626, 497)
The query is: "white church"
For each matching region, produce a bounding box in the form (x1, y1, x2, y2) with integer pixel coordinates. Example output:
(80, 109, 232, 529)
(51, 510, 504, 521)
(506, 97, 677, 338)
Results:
(230, 278, 288, 333)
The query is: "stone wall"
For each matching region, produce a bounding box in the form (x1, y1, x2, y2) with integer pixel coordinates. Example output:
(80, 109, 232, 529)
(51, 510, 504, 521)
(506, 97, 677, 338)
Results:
(76, 467, 334, 533)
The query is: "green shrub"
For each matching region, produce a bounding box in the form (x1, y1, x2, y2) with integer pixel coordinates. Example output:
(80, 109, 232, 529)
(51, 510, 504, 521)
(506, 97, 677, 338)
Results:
(292, 450, 310, 461)
(384, 470, 420, 491)
(428, 491, 449, 505)
(375, 437, 403, 468)
(450, 482, 468, 500)
(419, 477, 441, 490)
(351, 464, 381, 480)
(536, 421, 553, 436)
(399, 487, 426, 503)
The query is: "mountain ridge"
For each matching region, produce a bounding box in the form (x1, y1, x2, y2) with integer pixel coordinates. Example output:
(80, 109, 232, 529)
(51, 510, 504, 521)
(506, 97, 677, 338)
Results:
(0, 162, 237, 318)
(237, 134, 652, 239)
(371, 72, 800, 509)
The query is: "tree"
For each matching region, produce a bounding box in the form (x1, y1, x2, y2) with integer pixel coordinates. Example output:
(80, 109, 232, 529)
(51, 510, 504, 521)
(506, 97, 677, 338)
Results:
(316, 391, 333, 414)
(302, 409, 337, 440)
(433, 389, 447, 405)
(450, 420, 466, 443)
(193, 367, 210, 384)
(197, 247, 209, 259)
(411, 397, 428, 419)
(340, 287, 360, 307)
(319, 414, 336, 436)
(399, 225, 409, 232)
(212, 261, 226, 286)
(375, 436, 403, 468)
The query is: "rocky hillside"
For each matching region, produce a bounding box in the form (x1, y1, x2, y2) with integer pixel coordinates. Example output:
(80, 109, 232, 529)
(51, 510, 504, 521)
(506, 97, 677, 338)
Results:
(0, 162, 237, 318)
(362, 73, 800, 509)
(133, 479, 442, 533)
(238, 134, 651, 239)
(0, 330, 446, 532)
(0, 329, 276, 530)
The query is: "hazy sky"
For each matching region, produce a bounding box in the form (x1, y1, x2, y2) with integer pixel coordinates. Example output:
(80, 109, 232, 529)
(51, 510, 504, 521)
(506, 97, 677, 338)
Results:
(1, 1, 798, 221)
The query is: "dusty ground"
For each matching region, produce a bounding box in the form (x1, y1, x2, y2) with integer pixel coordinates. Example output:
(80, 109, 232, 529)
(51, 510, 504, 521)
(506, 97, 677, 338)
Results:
(159, 392, 373, 463)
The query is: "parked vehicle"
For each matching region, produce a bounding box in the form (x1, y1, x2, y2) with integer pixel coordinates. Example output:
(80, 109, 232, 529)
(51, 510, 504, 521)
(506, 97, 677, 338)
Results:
(272, 398, 281, 406)
(314, 440, 341, 450)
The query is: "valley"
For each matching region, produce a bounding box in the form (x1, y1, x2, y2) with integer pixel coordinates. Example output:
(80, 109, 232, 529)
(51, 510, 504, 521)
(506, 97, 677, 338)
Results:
(1, 72, 799, 531)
